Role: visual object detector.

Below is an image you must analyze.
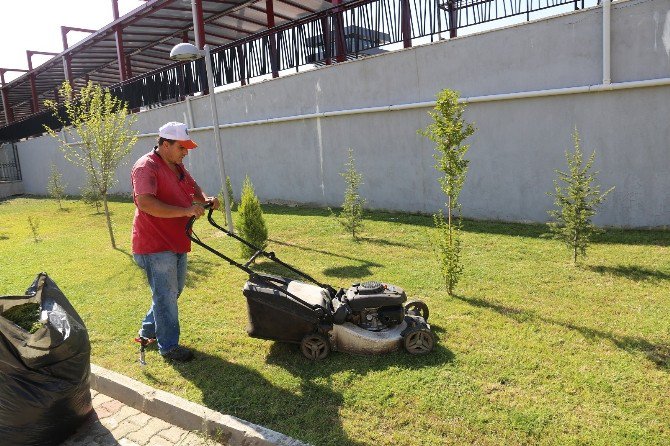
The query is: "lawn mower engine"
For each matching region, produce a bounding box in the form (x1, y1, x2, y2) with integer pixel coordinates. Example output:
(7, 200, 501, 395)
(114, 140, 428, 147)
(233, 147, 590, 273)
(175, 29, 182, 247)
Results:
(338, 281, 406, 330)
(326, 281, 435, 357)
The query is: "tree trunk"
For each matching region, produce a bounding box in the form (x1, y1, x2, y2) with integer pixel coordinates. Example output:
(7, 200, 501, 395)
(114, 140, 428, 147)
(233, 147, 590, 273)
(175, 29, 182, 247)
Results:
(103, 194, 116, 249)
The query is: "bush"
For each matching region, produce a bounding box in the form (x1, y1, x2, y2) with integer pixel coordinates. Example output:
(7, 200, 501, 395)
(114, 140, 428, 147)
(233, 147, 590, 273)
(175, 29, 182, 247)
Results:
(81, 177, 103, 213)
(236, 176, 268, 259)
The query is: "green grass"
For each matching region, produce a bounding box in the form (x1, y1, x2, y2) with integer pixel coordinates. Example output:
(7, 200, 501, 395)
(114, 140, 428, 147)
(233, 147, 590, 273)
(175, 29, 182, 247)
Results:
(1, 196, 668, 446)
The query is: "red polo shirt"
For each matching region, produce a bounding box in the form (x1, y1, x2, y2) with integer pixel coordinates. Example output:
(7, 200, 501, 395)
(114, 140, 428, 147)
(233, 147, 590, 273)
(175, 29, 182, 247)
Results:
(131, 150, 199, 254)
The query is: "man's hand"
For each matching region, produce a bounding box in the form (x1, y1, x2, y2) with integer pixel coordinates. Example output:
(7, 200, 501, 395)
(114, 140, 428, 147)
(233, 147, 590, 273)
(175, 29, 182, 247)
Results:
(185, 204, 206, 218)
(207, 197, 221, 210)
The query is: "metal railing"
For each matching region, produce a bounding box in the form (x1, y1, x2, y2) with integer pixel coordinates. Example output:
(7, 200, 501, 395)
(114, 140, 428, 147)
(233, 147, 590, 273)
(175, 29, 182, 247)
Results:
(0, 142, 21, 181)
(1, 0, 595, 142)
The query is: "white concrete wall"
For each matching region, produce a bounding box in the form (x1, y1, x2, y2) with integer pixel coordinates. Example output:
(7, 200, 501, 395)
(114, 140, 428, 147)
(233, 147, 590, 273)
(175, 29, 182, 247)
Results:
(16, 0, 670, 227)
(0, 181, 24, 199)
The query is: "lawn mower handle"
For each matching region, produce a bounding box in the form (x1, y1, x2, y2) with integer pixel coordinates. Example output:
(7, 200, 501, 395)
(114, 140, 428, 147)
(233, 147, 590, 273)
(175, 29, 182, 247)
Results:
(185, 205, 338, 316)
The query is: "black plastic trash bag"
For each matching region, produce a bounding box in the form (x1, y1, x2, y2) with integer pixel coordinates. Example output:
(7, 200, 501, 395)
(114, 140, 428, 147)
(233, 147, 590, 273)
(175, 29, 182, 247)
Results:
(0, 272, 92, 446)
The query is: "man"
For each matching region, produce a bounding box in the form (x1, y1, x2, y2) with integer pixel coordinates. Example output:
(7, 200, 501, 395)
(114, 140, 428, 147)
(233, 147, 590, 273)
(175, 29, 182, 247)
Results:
(131, 121, 220, 362)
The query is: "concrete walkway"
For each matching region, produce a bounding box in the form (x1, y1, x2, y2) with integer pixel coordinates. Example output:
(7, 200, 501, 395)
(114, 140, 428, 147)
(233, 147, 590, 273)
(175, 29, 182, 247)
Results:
(63, 389, 218, 446)
(60, 365, 310, 446)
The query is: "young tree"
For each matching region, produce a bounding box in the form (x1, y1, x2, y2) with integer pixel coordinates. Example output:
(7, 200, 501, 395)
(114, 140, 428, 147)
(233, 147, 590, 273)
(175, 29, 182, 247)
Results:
(47, 164, 67, 210)
(81, 177, 103, 214)
(27, 216, 41, 243)
(236, 176, 268, 259)
(419, 89, 475, 295)
(547, 129, 614, 263)
(45, 81, 138, 248)
(336, 148, 366, 240)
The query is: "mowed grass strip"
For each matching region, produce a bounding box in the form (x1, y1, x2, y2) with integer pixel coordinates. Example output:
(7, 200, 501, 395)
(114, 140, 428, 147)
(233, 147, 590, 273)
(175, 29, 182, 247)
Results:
(0, 196, 668, 446)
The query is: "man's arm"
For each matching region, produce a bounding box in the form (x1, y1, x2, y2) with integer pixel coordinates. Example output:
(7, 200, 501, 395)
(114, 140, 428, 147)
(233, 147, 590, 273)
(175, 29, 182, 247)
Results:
(136, 194, 205, 218)
(192, 183, 221, 210)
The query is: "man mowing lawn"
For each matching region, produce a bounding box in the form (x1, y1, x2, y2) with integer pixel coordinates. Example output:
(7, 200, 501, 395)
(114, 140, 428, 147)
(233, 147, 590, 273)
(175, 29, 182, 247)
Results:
(131, 121, 220, 362)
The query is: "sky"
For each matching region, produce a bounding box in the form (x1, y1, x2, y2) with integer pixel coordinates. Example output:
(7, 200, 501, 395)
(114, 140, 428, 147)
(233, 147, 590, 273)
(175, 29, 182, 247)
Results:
(0, 0, 145, 83)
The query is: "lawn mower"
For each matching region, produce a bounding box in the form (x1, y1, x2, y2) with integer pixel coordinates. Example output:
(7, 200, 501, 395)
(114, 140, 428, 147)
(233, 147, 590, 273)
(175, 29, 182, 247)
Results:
(186, 206, 435, 360)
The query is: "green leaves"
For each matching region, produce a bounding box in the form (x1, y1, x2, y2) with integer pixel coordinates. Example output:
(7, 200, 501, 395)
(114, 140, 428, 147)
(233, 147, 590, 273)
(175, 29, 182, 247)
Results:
(236, 176, 268, 258)
(46, 164, 67, 210)
(419, 89, 475, 205)
(336, 148, 366, 240)
(420, 89, 475, 295)
(44, 81, 138, 249)
(547, 129, 614, 263)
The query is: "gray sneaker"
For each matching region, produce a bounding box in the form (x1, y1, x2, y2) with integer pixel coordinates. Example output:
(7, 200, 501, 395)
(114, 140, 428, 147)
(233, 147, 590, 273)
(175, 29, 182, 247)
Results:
(162, 345, 194, 362)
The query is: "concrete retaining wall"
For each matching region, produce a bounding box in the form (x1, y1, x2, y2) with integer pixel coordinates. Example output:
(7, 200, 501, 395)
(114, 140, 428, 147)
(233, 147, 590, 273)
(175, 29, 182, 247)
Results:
(0, 181, 23, 199)
(15, 0, 670, 227)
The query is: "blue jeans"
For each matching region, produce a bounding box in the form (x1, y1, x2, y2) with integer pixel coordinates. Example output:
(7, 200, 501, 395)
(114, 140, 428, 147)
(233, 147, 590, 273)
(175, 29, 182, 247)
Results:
(134, 251, 187, 355)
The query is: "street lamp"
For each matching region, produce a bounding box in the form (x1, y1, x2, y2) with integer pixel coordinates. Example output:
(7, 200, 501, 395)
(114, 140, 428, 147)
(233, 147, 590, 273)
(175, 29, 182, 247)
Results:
(170, 42, 234, 233)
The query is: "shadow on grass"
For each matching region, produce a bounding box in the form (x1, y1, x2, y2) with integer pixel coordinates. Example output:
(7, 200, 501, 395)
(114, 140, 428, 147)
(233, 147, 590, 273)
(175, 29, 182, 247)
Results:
(262, 204, 670, 247)
(587, 265, 670, 282)
(113, 246, 132, 259)
(266, 239, 383, 280)
(454, 294, 669, 371)
(357, 236, 414, 249)
(164, 348, 365, 446)
(185, 256, 218, 288)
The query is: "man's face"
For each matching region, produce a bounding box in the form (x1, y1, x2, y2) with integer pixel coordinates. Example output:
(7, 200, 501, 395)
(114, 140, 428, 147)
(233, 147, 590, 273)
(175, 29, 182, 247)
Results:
(162, 140, 189, 164)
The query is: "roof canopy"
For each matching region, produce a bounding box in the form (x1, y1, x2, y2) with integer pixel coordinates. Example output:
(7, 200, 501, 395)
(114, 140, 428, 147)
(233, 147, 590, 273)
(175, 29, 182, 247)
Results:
(1, 0, 337, 123)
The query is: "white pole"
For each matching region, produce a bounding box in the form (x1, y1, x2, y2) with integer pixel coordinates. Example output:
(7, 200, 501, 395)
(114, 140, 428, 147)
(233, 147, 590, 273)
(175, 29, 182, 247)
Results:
(203, 44, 234, 232)
(603, 0, 611, 85)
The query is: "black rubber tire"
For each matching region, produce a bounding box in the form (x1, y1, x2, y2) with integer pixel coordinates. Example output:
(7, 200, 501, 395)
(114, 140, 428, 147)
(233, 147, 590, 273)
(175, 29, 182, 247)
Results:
(403, 328, 435, 355)
(300, 333, 331, 360)
(405, 300, 429, 321)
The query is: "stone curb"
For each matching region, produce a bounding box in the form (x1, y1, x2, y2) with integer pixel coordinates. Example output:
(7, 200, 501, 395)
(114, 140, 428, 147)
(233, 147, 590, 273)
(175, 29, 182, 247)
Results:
(90, 364, 310, 446)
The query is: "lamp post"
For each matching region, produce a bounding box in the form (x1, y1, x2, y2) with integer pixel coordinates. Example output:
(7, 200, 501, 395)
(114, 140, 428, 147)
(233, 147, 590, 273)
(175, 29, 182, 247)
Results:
(170, 42, 234, 233)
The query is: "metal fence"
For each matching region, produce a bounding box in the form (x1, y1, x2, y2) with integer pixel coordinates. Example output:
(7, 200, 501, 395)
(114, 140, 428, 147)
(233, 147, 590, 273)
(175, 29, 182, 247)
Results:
(1, 0, 595, 142)
(122, 0, 592, 97)
(0, 142, 22, 181)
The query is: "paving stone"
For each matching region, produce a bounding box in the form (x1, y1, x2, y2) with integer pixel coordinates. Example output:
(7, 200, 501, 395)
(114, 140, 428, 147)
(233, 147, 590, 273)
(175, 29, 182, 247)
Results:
(118, 439, 142, 446)
(157, 425, 188, 443)
(95, 404, 118, 420)
(144, 416, 172, 432)
(126, 419, 172, 445)
(146, 435, 175, 446)
(99, 398, 125, 416)
(84, 418, 113, 439)
(113, 404, 142, 422)
(110, 419, 143, 439)
(179, 431, 213, 446)
(96, 433, 122, 446)
(92, 391, 113, 406)
(127, 411, 153, 427)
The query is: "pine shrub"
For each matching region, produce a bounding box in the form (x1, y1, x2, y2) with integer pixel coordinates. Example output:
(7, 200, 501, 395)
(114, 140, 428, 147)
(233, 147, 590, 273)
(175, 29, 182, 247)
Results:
(336, 148, 366, 240)
(236, 176, 268, 259)
(547, 129, 614, 263)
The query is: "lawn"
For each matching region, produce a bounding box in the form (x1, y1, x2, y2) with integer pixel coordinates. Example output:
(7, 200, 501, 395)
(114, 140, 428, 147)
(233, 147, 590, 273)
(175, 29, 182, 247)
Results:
(0, 196, 668, 446)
